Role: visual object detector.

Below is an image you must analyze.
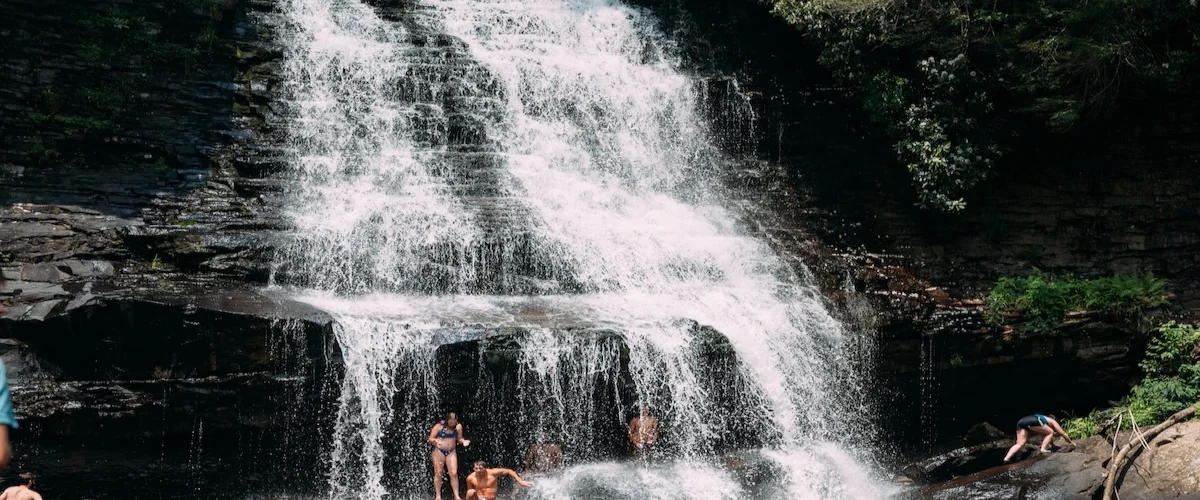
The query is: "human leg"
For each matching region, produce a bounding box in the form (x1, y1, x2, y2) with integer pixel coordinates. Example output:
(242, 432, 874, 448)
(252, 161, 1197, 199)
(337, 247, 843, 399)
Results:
(466, 489, 478, 500)
(1030, 425, 1054, 451)
(447, 450, 462, 500)
(1004, 429, 1029, 462)
(432, 448, 447, 500)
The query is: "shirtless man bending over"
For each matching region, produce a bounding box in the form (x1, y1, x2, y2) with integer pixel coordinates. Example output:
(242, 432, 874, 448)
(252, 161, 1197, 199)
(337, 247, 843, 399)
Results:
(466, 461, 531, 500)
(0, 473, 43, 500)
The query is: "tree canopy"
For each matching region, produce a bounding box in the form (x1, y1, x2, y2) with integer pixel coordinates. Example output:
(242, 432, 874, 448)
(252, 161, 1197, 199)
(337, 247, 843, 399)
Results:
(770, 0, 1200, 211)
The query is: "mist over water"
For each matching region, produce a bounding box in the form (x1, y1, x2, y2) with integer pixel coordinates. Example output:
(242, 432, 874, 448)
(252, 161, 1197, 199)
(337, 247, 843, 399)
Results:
(274, 0, 890, 498)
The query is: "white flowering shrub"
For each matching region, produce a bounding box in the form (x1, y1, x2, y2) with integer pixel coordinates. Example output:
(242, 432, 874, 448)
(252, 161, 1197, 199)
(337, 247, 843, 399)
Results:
(893, 55, 1000, 212)
(774, 1, 1000, 212)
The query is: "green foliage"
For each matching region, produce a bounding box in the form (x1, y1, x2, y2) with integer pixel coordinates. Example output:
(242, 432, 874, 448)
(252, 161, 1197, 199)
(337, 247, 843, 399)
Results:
(59, 3, 225, 74)
(1140, 322, 1200, 377)
(984, 273, 1168, 335)
(948, 353, 964, 368)
(770, 0, 1200, 211)
(1064, 412, 1099, 440)
(1068, 322, 1200, 436)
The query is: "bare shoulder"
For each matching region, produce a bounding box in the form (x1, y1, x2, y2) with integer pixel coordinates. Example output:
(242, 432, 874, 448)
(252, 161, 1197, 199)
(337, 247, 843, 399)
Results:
(466, 473, 478, 486)
(30, 491, 44, 500)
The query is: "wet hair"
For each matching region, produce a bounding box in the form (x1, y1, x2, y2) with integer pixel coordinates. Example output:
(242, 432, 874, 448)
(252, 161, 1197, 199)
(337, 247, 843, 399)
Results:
(18, 472, 33, 486)
(444, 412, 459, 425)
(474, 461, 487, 468)
(1046, 414, 1058, 421)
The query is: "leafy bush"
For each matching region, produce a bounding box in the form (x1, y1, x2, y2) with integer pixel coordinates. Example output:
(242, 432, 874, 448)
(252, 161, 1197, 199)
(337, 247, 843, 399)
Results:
(1064, 412, 1099, 440)
(1067, 322, 1200, 436)
(1140, 321, 1200, 377)
(984, 273, 1168, 336)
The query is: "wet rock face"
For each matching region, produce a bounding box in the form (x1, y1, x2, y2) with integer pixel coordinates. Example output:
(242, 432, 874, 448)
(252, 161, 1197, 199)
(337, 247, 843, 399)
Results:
(0, 0, 290, 320)
(2, 296, 335, 431)
(0, 295, 338, 498)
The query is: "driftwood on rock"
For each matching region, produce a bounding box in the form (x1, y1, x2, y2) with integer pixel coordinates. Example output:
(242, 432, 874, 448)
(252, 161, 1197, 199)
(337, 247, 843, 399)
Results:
(1101, 403, 1199, 500)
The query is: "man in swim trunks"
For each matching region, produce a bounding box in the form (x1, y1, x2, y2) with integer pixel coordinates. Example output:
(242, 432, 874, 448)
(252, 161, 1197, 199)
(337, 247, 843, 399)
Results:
(0, 472, 43, 500)
(627, 405, 658, 460)
(1003, 413, 1075, 462)
(466, 461, 532, 500)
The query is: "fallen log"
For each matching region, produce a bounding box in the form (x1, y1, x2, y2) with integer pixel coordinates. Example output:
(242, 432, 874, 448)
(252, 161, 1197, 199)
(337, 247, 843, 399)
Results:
(1101, 403, 1199, 500)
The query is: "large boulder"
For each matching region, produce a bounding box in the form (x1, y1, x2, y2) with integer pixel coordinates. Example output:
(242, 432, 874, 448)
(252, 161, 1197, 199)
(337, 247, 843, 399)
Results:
(964, 422, 1009, 445)
(899, 422, 1200, 499)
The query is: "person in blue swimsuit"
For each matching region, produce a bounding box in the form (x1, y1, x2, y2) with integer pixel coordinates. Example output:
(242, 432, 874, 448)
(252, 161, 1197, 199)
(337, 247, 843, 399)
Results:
(0, 355, 17, 469)
(428, 412, 470, 500)
(1003, 413, 1075, 462)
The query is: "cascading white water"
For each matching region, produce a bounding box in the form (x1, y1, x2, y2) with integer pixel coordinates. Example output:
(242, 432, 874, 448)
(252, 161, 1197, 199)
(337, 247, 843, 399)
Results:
(275, 0, 890, 498)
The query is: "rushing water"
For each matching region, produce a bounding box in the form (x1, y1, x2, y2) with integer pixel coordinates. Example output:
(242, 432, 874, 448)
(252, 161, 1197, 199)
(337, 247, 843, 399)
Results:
(275, 0, 889, 498)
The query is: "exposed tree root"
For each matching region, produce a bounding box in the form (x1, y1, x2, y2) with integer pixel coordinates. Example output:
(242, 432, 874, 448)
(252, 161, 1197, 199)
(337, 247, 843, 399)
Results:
(1102, 403, 1199, 500)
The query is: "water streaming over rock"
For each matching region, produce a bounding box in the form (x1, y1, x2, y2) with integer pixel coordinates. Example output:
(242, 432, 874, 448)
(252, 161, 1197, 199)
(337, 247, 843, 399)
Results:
(274, 0, 889, 498)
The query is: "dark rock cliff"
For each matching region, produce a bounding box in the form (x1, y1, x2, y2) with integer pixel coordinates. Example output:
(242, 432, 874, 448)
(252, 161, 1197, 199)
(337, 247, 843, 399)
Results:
(0, 0, 330, 495)
(0, 0, 287, 310)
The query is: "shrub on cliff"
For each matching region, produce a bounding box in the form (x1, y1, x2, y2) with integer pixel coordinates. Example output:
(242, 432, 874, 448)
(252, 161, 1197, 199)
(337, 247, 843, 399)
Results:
(984, 273, 1168, 336)
(769, 0, 1200, 212)
(1067, 321, 1200, 439)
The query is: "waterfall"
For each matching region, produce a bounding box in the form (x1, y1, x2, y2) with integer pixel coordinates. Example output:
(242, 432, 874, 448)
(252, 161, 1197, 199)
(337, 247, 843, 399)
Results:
(274, 0, 889, 498)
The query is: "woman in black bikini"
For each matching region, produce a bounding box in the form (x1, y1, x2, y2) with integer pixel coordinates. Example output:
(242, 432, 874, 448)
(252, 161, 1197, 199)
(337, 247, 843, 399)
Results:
(428, 412, 470, 500)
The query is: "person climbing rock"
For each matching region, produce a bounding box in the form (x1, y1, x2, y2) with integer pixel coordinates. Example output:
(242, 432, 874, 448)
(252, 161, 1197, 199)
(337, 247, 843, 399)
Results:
(627, 404, 659, 460)
(1003, 414, 1075, 462)
(466, 461, 531, 500)
(0, 472, 42, 500)
(428, 412, 471, 500)
(0, 356, 17, 470)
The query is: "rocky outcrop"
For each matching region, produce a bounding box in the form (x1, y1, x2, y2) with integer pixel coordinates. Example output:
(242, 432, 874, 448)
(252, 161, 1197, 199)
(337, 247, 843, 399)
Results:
(1, 291, 335, 430)
(900, 421, 1200, 500)
(859, 256, 1152, 447)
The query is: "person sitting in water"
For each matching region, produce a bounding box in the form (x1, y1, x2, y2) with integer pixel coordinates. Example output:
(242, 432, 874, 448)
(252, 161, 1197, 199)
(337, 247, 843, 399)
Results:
(428, 412, 471, 500)
(1003, 413, 1075, 462)
(627, 404, 659, 460)
(523, 432, 563, 474)
(466, 461, 532, 500)
(0, 472, 43, 500)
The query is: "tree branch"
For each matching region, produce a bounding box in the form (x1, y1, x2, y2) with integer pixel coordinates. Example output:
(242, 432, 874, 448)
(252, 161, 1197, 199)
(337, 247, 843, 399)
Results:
(1102, 403, 1199, 500)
